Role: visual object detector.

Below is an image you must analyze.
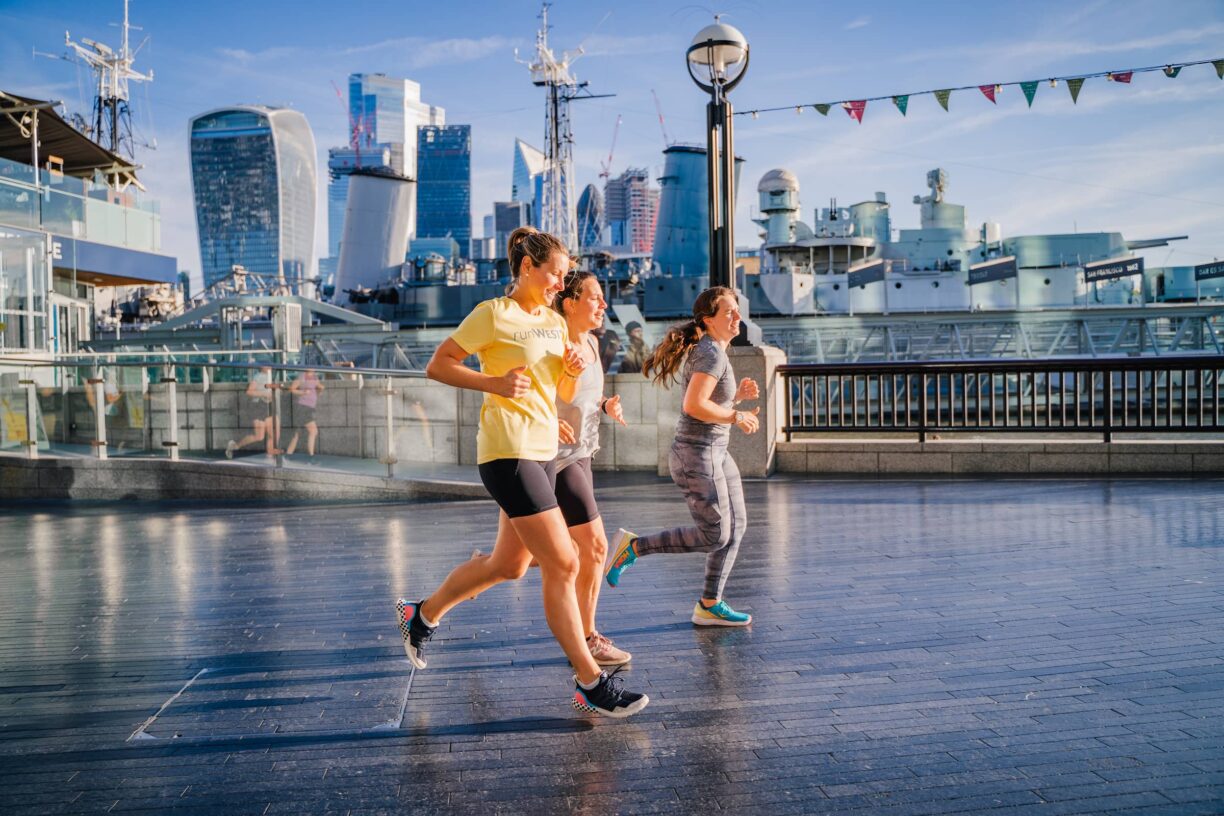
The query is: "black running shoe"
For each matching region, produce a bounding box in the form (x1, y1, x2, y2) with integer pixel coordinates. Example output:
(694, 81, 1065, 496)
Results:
(571, 668, 649, 718)
(395, 598, 435, 669)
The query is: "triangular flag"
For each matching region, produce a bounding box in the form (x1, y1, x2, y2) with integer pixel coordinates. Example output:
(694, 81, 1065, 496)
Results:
(1163, 65, 1181, 78)
(934, 89, 952, 111)
(1020, 81, 1038, 107)
(814, 103, 831, 116)
(843, 100, 866, 123)
(1214, 60, 1224, 79)
(979, 84, 997, 104)
(1067, 77, 1085, 103)
(892, 95, 908, 116)
(1111, 71, 1133, 84)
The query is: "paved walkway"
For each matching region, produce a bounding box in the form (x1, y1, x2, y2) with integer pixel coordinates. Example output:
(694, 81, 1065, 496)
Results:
(2, 477, 1223, 814)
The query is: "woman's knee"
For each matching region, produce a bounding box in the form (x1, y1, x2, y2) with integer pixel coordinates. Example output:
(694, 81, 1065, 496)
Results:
(576, 534, 607, 568)
(537, 549, 580, 583)
(699, 522, 732, 552)
(490, 555, 531, 581)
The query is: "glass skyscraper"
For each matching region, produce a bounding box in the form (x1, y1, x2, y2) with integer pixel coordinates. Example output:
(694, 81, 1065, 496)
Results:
(512, 138, 545, 220)
(348, 73, 444, 179)
(577, 183, 603, 249)
(190, 106, 317, 289)
(323, 73, 443, 268)
(416, 125, 472, 258)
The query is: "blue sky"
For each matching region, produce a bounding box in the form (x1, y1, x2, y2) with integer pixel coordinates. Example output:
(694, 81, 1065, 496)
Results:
(3, 0, 1222, 288)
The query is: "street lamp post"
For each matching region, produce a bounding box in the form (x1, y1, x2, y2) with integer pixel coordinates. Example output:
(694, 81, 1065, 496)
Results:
(686, 18, 749, 292)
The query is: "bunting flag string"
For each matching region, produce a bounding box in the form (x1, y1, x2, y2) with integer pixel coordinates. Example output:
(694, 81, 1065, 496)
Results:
(739, 56, 1223, 120)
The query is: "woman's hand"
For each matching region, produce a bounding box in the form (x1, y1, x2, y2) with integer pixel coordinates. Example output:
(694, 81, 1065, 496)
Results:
(735, 406, 761, 435)
(558, 418, 576, 445)
(491, 366, 531, 399)
(734, 377, 760, 402)
(603, 394, 627, 427)
(562, 344, 587, 379)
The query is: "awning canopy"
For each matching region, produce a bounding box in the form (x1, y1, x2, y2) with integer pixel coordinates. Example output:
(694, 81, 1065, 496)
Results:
(0, 91, 140, 187)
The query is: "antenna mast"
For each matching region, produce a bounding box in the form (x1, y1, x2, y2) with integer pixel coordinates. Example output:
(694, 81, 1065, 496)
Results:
(519, 3, 612, 253)
(60, 0, 153, 161)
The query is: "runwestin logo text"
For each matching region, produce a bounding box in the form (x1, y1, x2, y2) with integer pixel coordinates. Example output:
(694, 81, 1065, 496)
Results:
(513, 328, 565, 342)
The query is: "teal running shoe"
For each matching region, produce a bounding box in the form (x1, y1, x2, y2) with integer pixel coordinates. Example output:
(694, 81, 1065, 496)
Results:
(691, 600, 752, 627)
(604, 528, 638, 588)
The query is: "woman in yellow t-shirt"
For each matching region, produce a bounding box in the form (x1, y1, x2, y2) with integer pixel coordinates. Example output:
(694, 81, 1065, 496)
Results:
(395, 227, 649, 719)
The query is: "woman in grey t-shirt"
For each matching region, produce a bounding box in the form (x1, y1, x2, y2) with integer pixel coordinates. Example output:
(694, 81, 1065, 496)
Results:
(603, 286, 761, 626)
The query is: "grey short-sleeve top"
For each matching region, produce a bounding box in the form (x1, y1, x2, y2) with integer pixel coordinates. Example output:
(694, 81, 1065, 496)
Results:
(674, 335, 735, 445)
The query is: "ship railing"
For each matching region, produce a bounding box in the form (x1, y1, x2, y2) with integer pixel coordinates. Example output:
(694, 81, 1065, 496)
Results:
(779, 354, 1224, 443)
(0, 358, 462, 479)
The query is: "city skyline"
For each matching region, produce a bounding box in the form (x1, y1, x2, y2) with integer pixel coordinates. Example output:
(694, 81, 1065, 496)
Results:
(3, 0, 1223, 290)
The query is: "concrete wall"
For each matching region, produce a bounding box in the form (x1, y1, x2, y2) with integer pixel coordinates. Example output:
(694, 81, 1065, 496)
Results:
(0, 456, 489, 502)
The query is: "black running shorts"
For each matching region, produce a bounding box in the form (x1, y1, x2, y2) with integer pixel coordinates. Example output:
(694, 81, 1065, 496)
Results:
(477, 458, 559, 518)
(555, 457, 600, 527)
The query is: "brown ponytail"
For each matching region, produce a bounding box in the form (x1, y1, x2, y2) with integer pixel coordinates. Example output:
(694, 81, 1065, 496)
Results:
(642, 286, 735, 387)
(506, 226, 568, 295)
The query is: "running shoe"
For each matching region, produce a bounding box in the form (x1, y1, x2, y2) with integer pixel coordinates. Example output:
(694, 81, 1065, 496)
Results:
(571, 668, 649, 718)
(225, 439, 236, 459)
(587, 630, 631, 666)
(604, 529, 638, 588)
(395, 598, 436, 669)
(691, 600, 752, 627)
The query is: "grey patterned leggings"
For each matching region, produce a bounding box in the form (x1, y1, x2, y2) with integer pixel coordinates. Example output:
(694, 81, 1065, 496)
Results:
(633, 440, 747, 600)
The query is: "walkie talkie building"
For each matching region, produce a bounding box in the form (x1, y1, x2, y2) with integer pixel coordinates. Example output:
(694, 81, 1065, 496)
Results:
(189, 106, 317, 289)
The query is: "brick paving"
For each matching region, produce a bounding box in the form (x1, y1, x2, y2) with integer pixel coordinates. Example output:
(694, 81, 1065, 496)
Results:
(1, 477, 1223, 814)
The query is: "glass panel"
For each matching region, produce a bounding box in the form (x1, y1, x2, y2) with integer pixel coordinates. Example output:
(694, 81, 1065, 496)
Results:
(0, 370, 28, 453)
(0, 178, 38, 229)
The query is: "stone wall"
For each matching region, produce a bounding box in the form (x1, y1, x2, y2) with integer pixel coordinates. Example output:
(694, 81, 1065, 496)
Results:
(776, 439, 1224, 475)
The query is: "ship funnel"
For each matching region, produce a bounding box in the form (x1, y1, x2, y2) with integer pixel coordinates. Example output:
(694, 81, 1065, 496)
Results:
(652, 144, 743, 277)
(334, 168, 416, 299)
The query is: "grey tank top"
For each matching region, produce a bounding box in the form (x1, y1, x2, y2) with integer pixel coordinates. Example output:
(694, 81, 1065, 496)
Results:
(555, 333, 603, 470)
(674, 335, 736, 446)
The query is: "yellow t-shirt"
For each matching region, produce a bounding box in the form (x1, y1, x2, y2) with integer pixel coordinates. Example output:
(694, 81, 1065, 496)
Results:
(450, 296, 569, 464)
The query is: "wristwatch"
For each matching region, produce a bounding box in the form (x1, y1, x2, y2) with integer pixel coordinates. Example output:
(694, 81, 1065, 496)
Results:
(734, 410, 744, 426)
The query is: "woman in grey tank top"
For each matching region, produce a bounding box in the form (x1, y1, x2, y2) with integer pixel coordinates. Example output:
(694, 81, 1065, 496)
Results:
(604, 287, 761, 627)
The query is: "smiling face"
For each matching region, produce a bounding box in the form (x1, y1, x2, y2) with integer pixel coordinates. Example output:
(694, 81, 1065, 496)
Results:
(517, 249, 571, 308)
(701, 294, 742, 343)
(561, 276, 607, 333)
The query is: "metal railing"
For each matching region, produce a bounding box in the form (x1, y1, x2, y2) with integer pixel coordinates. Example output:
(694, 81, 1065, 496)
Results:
(0, 358, 456, 478)
(780, 354, 1224, 442)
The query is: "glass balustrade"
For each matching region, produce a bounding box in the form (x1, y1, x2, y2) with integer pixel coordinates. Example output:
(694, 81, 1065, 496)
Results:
(1, 358, 463, 478)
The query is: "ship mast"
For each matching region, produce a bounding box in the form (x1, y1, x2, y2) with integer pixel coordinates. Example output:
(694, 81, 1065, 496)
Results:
(60, 0, 154, 162)
(519, 3, 610, 253)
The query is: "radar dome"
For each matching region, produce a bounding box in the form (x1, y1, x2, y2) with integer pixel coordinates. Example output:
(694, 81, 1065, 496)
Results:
(758, 168, 799, 194)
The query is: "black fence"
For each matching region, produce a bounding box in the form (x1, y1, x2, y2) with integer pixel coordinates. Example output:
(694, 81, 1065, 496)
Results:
(779, 355, 1224, 442)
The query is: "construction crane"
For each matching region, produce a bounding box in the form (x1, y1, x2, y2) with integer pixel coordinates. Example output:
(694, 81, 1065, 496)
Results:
(598, 114, 622, 180)
(651, 89, 671, 148)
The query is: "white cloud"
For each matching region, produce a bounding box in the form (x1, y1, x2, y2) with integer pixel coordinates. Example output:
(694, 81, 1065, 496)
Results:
(844, 17, 871, 31)
(899, 23, 1224, 68)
